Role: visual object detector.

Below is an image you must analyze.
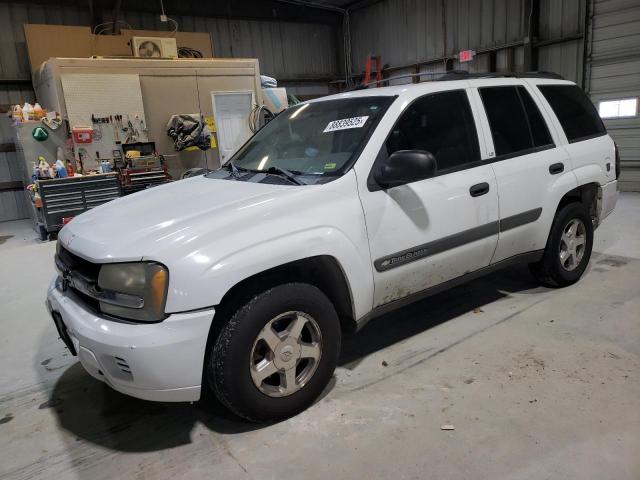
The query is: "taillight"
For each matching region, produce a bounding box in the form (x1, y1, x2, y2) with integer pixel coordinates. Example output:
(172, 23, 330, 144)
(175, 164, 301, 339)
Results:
(614, 143, 621, 179)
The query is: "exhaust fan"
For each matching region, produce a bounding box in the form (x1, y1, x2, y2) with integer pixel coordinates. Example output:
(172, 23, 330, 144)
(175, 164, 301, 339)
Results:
(131, 37, 178, 58)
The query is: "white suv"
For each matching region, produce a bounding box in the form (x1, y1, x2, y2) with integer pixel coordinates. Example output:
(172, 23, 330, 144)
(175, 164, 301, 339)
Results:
(47, 74, 618, 421)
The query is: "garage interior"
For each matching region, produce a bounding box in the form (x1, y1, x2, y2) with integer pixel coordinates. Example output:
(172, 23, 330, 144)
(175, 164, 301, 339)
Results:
(0, 0, 639, 478)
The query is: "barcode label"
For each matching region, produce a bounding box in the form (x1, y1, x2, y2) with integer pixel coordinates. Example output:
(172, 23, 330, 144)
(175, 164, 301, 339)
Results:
(323, 116, 369, 133)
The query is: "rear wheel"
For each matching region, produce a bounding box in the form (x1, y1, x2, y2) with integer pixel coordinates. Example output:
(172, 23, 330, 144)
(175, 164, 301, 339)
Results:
(208, 283, 341, 421)
(529, 202, 593, 287)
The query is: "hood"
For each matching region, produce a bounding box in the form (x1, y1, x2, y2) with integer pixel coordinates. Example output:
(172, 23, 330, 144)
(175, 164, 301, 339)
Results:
(59, 176, 298, 262)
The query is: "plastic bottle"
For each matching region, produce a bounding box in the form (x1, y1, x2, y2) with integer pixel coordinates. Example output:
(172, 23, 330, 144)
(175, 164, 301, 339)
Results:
(55, 159, 68, 178)
(12, 104, 23, 122)
(65, 160, 75, 176)
(31, 162, 38, 181)
(22, 103, 33, 121)
(100, 159, 112, 173)
(38, 156, 49, 178)
(33, 103, 44, 120)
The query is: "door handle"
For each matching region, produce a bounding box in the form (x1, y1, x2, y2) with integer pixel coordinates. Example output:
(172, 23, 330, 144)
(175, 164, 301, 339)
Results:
(549, 162, 564, 175)
(469, 182, 490, 197)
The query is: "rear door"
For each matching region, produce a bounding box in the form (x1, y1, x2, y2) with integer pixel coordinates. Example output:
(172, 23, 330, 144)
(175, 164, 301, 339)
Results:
(470, 81, 575, 263)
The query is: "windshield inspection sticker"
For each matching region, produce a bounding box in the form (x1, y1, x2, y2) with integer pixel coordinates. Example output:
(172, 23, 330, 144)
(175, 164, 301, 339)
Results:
(323, 116, 369, 133)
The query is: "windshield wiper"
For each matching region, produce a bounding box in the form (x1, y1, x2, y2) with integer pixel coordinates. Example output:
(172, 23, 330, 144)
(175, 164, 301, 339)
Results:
(266, 166, 305, 185)
(222, 162, 241, 178)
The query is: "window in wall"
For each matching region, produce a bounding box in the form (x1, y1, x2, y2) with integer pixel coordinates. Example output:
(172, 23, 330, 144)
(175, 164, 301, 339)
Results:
(385, 90, 480, 172)
(538, 85, 606, 143)
(479, 86, 552, 157)
(598, 98, 638, 119)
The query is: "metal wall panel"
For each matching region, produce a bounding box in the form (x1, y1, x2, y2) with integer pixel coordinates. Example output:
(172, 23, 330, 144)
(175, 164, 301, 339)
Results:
(538, 39, 584, 83)
(0, 2, 92, 81)
(0, 2, 339, 84)
(350, 0, 528, 73)
(349, 0, 586, 79)
(0, 85, 34, 222)
(587, 0, 640, 191)
(119, 11, 339, 80)
(536, 0, 585, 84)
(0, 114, 29, 222)
(539, 0, 585, 40)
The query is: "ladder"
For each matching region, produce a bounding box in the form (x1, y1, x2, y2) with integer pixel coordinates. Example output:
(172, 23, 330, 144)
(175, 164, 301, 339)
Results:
(363, 55, 382, 87)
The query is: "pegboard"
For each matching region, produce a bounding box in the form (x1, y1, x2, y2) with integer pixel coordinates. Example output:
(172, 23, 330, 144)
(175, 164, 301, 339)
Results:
(61, 73, 149, 161)
(61, 73, 146, 127)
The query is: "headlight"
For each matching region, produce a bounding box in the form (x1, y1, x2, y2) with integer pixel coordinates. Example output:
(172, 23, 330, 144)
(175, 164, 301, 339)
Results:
(98, 263, 169, 322)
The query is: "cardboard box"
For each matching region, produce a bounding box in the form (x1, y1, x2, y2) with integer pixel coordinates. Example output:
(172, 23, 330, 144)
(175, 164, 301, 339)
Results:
(24, 24, 214, 75)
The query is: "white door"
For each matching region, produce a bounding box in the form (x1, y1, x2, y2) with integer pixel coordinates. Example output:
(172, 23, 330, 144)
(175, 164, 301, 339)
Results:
(470, 82, 573, 263)
(359, 89, 500, 308)
(212, 92, 254, 163)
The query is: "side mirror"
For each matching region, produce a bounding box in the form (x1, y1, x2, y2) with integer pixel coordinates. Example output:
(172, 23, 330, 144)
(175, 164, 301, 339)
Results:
(373, 150, 437, 188)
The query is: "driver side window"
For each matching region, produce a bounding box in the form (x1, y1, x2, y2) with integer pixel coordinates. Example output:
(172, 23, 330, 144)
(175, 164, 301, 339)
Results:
(385, 90, 481, 173)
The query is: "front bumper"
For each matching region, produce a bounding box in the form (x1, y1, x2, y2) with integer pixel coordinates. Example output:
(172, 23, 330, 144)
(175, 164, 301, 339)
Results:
(46, 277, 215, 402)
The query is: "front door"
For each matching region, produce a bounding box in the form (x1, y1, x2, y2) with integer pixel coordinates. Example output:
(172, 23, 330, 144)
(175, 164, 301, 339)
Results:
(358, 89, 500, 308)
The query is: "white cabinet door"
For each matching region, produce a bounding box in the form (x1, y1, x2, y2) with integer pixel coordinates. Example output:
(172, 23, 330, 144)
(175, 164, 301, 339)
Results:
(212, 92, 253, 164)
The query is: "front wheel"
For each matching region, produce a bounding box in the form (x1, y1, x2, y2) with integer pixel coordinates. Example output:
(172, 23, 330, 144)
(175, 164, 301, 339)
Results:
(208, 283, 341, 421)
(529, 202, 593, 287)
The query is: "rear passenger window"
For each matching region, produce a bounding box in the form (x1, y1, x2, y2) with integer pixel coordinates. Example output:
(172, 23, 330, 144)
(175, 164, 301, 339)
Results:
(479, 86, 553, 158)
(538, 84, 606, 143)
(385, 90, 480, 172)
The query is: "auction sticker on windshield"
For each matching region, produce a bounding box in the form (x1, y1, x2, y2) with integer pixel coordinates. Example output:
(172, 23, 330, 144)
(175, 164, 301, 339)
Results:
(323, 116, 369, 133)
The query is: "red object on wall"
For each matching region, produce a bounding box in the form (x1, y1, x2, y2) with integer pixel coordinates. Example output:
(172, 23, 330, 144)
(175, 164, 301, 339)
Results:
(72, 126, 94, 144)
(363, 55, 382, 87)
(459, 50, 476, 63)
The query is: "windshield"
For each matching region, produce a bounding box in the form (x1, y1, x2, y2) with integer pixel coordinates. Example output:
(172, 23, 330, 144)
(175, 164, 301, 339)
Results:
(228, 96, 395, 178)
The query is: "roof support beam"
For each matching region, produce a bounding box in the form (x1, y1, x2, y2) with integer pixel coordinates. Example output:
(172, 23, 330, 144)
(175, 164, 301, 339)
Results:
(523, 0, 540, 71)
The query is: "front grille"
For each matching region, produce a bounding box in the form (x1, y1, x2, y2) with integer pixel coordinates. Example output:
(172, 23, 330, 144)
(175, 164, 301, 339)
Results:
(57, 245, 100, 279)
(56, 245, 101, 311)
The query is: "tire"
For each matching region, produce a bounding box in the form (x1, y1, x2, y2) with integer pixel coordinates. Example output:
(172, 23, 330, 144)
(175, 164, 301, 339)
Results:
(207, 283, 341, 422)
(529, 202, 593, 287)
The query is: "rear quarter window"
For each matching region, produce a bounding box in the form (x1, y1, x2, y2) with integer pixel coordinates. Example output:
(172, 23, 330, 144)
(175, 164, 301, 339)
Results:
(538, 85, 606, 143)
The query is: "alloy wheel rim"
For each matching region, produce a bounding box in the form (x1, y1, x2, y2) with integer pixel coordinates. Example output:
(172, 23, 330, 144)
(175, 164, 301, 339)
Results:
(559, 218, 586, 271)
(249, 311, 322, 397)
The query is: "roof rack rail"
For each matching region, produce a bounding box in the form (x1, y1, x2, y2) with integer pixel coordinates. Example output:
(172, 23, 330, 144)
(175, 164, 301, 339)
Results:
(351, 70, 564, 90)
(438, 70, 564, 81)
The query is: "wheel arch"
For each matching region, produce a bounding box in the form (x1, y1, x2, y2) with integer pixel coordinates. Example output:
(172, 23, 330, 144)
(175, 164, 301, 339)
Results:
(555, 182, 600, 226)
(212, 255, 356, 333)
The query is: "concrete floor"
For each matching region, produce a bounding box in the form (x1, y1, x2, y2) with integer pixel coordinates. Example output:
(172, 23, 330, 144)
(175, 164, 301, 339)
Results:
(0, 219, 43, 249)
(1, 194, 639, 480)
